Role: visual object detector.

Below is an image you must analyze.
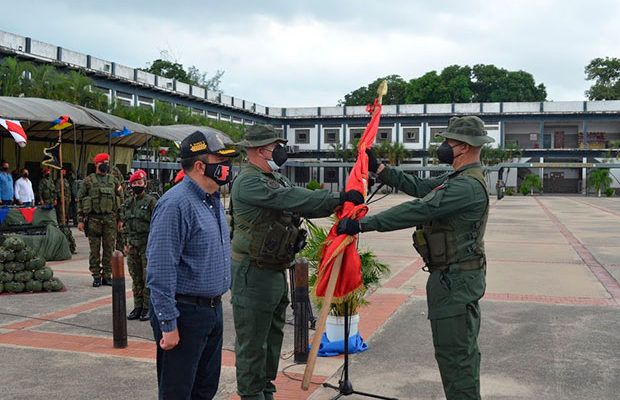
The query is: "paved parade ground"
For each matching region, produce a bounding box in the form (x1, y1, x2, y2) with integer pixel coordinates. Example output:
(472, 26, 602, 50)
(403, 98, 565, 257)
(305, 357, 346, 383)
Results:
(1, 195, 619, 400)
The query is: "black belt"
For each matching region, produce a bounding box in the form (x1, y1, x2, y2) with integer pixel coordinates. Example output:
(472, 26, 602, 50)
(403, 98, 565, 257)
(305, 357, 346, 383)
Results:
(426, 257, 486, 273)
(175, 293, 222, 307)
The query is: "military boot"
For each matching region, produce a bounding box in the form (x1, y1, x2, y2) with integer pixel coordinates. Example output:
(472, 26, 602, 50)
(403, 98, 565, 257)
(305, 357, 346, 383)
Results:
(139, 307, 151, 322)
(127, 308, 142, 320)
(92, 277, 101, 287)
(101, 277, 113, 286)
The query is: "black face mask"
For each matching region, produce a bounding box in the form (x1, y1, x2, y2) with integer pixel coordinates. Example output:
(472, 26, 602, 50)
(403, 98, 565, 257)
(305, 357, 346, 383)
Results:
(272, 144, 289, 167)
(437, 141, 465, 165)
(131, 186, 145, 195)
(2, 167, 8, 172)
(204, 161, 232, 186)
(22, 173, 29, 178)
(98, 164, 109, 174)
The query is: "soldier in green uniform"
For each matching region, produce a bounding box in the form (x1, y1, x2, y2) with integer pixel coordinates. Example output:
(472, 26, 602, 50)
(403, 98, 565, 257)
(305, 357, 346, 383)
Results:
(231, 125, 364, 400)
(55, 169, 76, 254)
(121, 169, 156, 321)
(338, 116, 493, 400)
(38, 168, 57, 206)
(77, 153, 122, 287)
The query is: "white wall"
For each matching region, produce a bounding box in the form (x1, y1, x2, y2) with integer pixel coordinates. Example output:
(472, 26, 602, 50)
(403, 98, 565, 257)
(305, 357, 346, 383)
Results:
(90, 57, 112, 74)
(61, 48, 87, 67)
(114, 64, 134, 80)
(287, 124, 318, 151)
(192, 86, 205, 99)
(0, 31, 26, 50)
(400, 123, 424, 150)
(29, 39, 56, 59)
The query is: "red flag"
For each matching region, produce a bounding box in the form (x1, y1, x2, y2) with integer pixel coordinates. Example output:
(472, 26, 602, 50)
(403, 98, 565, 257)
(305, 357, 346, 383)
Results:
(315, 99, 383, 301)
(0, 118, 27, 147)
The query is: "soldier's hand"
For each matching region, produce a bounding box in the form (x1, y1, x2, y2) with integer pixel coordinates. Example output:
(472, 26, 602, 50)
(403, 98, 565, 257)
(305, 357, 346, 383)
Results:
(337, 218, 362, 236)
(78, 222, 84, 232)
(123, 245, 129, 255)
(340, 190, 364, 206)
(366, 148, 381, 173)
(117, 221, 123, 231)
(160, 328, 180, 351)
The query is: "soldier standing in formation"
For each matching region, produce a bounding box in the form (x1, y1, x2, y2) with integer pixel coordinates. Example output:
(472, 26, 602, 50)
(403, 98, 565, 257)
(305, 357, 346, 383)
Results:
(38, 168, 57, 206)
(230, 125, 364, 400)
(121, 169, 157, 322)
(337, 116, 493, 400)
(77, 153, 122, 287)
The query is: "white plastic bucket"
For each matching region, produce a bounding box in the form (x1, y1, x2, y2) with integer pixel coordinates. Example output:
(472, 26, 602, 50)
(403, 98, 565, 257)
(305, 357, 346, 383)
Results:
(325, 314, 360, 342)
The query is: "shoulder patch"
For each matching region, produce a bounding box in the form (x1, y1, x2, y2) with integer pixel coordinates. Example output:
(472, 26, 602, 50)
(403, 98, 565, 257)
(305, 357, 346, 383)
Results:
(266, 179, 281, 189)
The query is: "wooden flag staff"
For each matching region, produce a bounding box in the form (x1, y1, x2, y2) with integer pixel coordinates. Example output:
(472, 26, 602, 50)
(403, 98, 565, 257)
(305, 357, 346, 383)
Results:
(302, 80, 388, 390)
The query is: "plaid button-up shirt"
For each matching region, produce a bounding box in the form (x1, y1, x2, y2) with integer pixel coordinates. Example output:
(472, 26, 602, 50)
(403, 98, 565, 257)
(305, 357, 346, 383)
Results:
(147, 176, 231, 332)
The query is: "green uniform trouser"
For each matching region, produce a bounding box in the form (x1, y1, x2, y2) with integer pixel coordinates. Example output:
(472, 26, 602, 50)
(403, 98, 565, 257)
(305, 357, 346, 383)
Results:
(231, 256, 289, 400)
(427, 267, 486, 400)
(127, 244, 149, 309)
(87, 215, 116, 280)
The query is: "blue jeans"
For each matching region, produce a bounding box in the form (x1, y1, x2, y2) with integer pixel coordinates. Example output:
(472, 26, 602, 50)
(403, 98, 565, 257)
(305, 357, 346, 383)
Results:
(22, 201, 32, 207)
(151, 301, 224, 400)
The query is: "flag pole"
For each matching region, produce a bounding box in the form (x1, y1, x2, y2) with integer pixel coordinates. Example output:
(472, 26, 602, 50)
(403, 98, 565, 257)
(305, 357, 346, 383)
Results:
(302, 80, 387, 391)
(58, 128, 66, 225)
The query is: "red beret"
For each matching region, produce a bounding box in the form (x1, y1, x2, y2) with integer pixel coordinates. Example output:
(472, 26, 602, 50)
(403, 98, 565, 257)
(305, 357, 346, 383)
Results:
(93, 153, 110, 164)
(129, 169, 147, 184)
(174, 170, 185, 184)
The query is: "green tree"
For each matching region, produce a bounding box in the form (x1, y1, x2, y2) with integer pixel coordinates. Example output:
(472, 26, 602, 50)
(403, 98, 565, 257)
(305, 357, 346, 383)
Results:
(520, 173, 542, 195)
(585, 57, 620, 100)
(342, 64, 546, 105)
(588, 168, 612, 197)
(376, 141, 408, 166)
(144, 59, 190, 83)
(0, 57, 29, 96)
(339, 75, 408, 106)
(144, 56, 224, 91)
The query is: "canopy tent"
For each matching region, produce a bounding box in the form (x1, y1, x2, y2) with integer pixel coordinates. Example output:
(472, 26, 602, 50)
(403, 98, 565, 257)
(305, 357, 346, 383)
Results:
(0, 96, 151, 148)
(149, 124, 235, 144)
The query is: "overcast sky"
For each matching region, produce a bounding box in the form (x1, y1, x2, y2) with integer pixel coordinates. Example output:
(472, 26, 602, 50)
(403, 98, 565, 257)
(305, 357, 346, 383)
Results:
(3, 0, 620, 107)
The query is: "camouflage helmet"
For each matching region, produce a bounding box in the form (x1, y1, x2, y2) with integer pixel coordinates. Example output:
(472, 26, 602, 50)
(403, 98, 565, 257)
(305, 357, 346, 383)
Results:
(237, 125, 287, 148)
(438, 116, 495, 147)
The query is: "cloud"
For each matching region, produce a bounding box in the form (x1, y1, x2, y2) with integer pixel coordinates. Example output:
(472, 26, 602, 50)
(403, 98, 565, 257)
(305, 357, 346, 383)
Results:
(2, 0, 620, 106)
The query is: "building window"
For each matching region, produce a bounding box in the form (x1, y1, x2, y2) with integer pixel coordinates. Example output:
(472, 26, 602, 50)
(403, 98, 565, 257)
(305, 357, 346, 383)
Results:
(295, 167, 310, 183)
(376, 128, 392, 143)
(192, 108, 204, 116)
(350, 128, 364, 143)
(220, 114, 231, 121)
(295, 129, 310, 144)
(324, 128, 340, 144)
(232, 117, 243, 124)
(324, 167, 339, 183)
(207, 111, 218, 119)
(403, 127, 420, 143)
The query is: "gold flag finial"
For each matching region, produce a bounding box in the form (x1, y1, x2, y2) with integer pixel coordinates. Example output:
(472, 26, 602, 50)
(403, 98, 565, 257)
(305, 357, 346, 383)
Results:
(377, 80, 388, 104)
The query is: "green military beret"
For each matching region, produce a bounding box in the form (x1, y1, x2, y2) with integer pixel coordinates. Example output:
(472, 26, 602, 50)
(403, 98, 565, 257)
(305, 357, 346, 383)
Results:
(237, 124, 288, 148)
(439, 116, 495, 147)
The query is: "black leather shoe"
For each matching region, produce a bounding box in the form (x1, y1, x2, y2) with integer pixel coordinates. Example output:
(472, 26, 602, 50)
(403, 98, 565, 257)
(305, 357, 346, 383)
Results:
(92, 277, 101, 287)
(139, 308, 151, 321)
(101, 277, 113, 286)
(127, 308, 143, 320)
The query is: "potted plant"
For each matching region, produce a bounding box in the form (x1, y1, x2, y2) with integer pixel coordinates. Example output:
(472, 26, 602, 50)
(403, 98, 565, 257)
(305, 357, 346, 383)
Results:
(588, 168, 612, 197)
(301, 221, 390, 342)
(519, 173, 542, 195)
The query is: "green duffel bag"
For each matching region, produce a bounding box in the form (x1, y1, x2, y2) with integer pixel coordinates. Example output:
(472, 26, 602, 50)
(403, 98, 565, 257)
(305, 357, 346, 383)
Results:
(4, 236, 26, 252)
(4, 262, 24, 273)
(15, 248, 35, 263)
(14, 270, 33, 282)
(43, 277, 64, 292)
(0, 271, 13, 283)
(34, 267, 53, 281)
(4, 281, 25, 293)
(27, 256, 46, 271)
(0, 248, 15, 262)
(25, 279, 43, 293)
(0, 262, 4, 272)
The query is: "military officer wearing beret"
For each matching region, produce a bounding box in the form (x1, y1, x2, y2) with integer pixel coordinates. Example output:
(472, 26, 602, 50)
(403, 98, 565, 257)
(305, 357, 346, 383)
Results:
(231, 124, 364, 400)
(338, 116, 493, 400)
(77, 153, 122, 287)
(122, 169, 157, 322)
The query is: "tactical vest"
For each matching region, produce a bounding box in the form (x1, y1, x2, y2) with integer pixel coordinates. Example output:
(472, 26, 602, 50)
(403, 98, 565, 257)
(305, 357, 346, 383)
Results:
(413, 167, 489, 272)
(81, 173, 119, 215)
(231, 171, 305, 271)
(123, 194, 155, 246)
(39, 178, 56, 204)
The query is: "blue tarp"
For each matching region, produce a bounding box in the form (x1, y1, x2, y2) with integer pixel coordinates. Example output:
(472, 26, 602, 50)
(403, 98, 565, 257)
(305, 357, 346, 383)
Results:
(315, 333, 368, 357)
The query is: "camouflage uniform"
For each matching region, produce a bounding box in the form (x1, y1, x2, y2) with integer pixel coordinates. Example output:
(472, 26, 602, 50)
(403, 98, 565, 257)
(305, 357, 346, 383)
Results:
(77, 173, 121, 281)
(121, 191, 156, 315)
(38, 176, 57, 206)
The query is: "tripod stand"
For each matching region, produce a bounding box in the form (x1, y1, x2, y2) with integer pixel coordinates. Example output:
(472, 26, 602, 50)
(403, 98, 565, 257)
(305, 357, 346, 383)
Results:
(322, 301, 398, 400)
